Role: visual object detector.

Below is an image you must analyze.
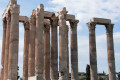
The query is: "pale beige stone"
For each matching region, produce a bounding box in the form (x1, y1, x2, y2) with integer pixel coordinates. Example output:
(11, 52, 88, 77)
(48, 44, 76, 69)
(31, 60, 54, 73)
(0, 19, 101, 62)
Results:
(35, 4, 44, 79)
(23, 22, 29, 80)
(19, 16, 29, 22)
(70, 20, 79, 80)
(8, 4, 20, 80)
(105, 24, 116, 80)
(3, 13, 11, 80)
(50, 17, 58, 80)
(58, 7, 68, 80)
(90, 18, 111, 25)
(44, 11, 54, 18)
(66, 14, 75, 21)
(44, 23, 50, 80)
(1, 18, 7, 80)
(28, 13, 36, 77)
(87, 22, 98, 80)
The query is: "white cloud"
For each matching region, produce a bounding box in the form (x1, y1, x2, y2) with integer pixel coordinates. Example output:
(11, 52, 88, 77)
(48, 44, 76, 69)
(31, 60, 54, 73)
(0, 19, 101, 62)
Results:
(48, 0, 120, 31)
(77, 32, 120, 73)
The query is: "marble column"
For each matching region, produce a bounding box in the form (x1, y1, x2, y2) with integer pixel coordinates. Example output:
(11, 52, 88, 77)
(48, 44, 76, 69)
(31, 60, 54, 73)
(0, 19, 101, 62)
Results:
(1, 18, 7, 80)
(50, 17, 58, 80)
(70, 20, 79, 80)
(8, 4, 19, 80)
(28, 14, 36, 77)
(4, 13, 11, 80)
(66, 26, 69, 80)
(58, 7, 68, 80)
(105, 24, 116, 80)
(35, 4, 44, 79)
(23, 22, 29, 80)
(87, 22, 98, 80)
(44, 24, 50, 80)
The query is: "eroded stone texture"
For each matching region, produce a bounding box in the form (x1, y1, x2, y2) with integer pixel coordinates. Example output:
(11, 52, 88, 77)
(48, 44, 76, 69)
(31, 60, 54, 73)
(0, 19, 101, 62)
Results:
(44, 23, 50, 80)
(70, 20, 79, 80)
(66, 25, 69, 80)
(1, 18, 7, 80)
(28, 12, 36, 77)
(8, 4, 19, 80)
(4, 13, 11, 80)
(23, 22, 29, 80)
(87, 22, 98, 80)
(35, 4, 44, 79)
(90, 18, 111, 25)
(58, 7, 68, 80)
(50, 17, 58, 80)
(105, 24, 116, 80)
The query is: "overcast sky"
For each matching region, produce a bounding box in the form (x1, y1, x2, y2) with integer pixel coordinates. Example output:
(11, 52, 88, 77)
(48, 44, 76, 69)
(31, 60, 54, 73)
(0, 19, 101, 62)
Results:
(0, 0, 120, 77)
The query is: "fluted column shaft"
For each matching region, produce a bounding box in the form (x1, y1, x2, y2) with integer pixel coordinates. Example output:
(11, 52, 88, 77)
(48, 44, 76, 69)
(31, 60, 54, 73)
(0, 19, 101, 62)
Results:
(44, 24, 50, 80)
(105, 24, 116, 80)
(28, 14, 36, 77)
(67, 26, 69, 80)
(50, 18, 58, 80)
(4, 13, 11, 80)
(1, 18, 7, 80)
(35, 4, 44, 79)
(23, 22, 29, 80)
(87, 22, 98, 80)
(58, 8, 68, 80)
(8, 4, 19, 80)
(70, 20, 79, 80)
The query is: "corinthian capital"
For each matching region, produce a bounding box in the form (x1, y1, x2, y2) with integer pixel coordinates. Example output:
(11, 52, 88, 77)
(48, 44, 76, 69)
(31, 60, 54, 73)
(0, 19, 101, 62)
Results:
(105, 24, 114, 34)
(70, 20, 79, 29)
(87, 22, 96, 30)
(24, 21, 29, 30)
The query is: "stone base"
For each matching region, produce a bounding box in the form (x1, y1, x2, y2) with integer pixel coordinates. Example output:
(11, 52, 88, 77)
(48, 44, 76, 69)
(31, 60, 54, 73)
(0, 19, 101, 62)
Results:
(28, 76, 43, 80)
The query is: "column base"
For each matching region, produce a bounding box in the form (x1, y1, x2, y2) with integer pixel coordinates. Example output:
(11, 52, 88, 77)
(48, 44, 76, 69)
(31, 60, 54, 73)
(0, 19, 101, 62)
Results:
(28, 76, 44, 80)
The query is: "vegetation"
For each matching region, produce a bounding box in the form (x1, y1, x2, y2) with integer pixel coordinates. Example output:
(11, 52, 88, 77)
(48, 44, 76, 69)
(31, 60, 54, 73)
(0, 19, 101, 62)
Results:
(86, 64, 90, 80)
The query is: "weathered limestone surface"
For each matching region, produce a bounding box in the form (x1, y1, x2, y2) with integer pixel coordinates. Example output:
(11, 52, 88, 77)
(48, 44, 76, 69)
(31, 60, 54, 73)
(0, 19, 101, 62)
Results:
(1, 18, 7, 80)
(28, 13, 36, 77)
(66, 25, 69, 80)
(4, 13, 11, 80)
(50, 17, 58, 80)
(35, 4, 44, 79)
(87, 22, 98, 80)
(44, 23, 50, 80)
(105, 24, 116, 80)
(23, 22, 29, 80)
(8, 4, 19, 80)
(90, 18, 111, 25)
(58, 7, 68, 80)
(70, 20, 79, 80)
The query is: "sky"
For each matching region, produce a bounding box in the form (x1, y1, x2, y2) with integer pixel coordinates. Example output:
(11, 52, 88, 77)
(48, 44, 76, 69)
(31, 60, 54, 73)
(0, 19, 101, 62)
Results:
(0, 0, 120, 77)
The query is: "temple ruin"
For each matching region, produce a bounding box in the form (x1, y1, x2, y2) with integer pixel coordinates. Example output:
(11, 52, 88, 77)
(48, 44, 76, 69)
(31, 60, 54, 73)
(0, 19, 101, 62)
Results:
(87, 18, 116, 80)
(0, 0, 79, 80)
(0, 0, 117, 80)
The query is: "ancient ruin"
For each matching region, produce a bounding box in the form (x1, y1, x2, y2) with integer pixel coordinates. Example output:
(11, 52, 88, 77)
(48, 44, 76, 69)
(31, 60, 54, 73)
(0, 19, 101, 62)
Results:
(0, 0, 79, 80)
(0, 0, 117, 80)
(87, 18, 116, 80)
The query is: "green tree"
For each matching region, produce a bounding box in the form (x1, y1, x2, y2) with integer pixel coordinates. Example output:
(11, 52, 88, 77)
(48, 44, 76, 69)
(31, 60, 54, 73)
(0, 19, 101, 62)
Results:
(86, 64, 90, 80)
(118, 72, 120, 80)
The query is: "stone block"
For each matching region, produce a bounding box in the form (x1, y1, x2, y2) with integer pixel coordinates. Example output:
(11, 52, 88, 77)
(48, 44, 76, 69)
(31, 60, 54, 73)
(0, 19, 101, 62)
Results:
(28, 76, 43, 80)
(66, 14, 75, 21)
(90, 17, 111, 25)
